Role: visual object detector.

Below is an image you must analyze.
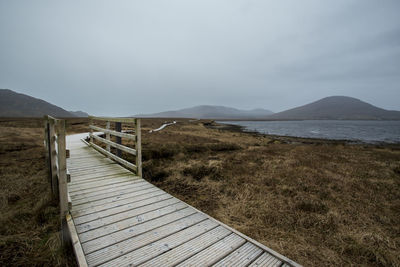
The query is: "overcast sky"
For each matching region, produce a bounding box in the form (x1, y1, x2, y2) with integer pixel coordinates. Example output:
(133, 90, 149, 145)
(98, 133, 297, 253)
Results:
(1, 0, 399, 116)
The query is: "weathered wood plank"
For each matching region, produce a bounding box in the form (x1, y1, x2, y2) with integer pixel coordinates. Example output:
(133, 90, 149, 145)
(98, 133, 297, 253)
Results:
(90, 133, 137, 156)
(175, 233, 245, 266)
(89, 125, 136, 140)
(114, 226, 230, 267)
(248, 252, 282, 267)
(71, 194, 172, 221)
(68, 172, 135, 187)
(212, 242, 263, 267)
(89, 116, 136, 124)
(135, 118, 142, 177)
(89, 142, 137, 172)
(70, 180, 148, 201)
(71, 187, 162, 211)
(86, 214, 211, 266)
(76, 198, 181, 235)
(68, 176, 137, 192)
(83, 207, 198, 255)
(66, 214, 88, 267)
(78, 201, 186, 242)
(68, 180, 138, 198)
(71, 183, 154, 205)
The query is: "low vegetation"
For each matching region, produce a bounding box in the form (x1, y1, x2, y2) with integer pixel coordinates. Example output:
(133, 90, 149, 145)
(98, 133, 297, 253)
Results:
(0, 117, 399, 266)
(0, 118, 87, 266)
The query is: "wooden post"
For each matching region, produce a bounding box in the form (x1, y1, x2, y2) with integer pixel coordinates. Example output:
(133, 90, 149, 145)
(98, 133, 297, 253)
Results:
(89, 116, 93, 144)
(56, 119, 69, 246)
(43, 117, 52, 183)
(49, 119, 58, 197)
(106, 121, 111, 152)
(115, 122, 122, 157)
(135, 119, 142, 177)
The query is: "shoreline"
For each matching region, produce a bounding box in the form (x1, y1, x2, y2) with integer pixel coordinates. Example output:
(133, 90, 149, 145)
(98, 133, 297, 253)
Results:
(208, 120, 400, 147)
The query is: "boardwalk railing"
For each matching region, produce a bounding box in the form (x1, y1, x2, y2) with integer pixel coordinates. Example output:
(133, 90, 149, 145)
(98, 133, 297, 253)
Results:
(88, 116, 142, 177)
(43, 115, 69, 244)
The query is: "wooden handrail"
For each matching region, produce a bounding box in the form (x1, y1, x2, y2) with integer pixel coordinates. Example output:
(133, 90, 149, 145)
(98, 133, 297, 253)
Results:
(88, 115, 136, 123)
(90, 133, 137, 156)
(89, 125, 136, 140)
(88, 116, 142, 177)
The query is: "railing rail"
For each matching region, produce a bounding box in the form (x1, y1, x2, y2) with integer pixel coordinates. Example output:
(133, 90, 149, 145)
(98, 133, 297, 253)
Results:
(43, 115, 69, 245)
(88, 116, 142, 177)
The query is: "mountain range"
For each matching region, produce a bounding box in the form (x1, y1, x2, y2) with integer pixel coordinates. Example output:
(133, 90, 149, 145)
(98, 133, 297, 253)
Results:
(137, 105, 274, 119)
(1, 89, 399, 120)
(0, 89, 88, 117)
(267, 96, 400, 120)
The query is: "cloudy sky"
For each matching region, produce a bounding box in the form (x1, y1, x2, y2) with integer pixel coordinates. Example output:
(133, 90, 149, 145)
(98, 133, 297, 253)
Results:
(1, 0, 399, 116)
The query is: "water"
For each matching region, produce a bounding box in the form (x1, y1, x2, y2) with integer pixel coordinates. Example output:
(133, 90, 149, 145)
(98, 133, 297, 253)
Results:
(219, 120, 400, 144)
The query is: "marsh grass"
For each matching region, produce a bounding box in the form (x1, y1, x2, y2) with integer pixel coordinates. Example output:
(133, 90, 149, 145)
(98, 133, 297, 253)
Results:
(135, 119, 400, 266)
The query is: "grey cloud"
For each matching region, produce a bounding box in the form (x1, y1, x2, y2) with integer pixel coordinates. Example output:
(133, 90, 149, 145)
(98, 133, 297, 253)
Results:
(0, 0, 399, 115)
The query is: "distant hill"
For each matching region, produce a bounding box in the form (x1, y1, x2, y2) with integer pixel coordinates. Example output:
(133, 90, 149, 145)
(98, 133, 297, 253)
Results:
(0, 89, 75, 117)
(267, 96, 400, 120)
(137, 105, 274, 119)
(69, 110, 89, 117)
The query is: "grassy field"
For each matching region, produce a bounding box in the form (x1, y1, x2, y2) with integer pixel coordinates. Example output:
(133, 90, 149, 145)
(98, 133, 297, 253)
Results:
(1, 118, 399, 266)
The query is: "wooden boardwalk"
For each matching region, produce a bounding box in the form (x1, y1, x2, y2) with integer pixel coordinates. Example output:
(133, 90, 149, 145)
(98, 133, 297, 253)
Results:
(66, 133, 300, 267)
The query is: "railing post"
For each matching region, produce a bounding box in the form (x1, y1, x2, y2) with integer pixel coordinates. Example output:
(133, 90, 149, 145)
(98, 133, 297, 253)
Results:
(89, 116, 93, 144)
(48, 118, 58, 197)
(115, 122, 122, 157)
(56, 119, 69, 246)
(135, 119, 142, 177)
(43, 117, 52, 183)
(106, 121, 111, 152)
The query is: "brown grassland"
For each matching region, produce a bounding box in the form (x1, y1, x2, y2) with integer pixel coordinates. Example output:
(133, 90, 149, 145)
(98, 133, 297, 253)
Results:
(1, 117, 399, 266)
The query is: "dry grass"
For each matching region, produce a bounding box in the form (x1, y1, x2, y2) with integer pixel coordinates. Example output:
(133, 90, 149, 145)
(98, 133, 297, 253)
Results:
(135, 119, 400, 266)
(0, 118, 85, 266)
(1, 117, 399, 266)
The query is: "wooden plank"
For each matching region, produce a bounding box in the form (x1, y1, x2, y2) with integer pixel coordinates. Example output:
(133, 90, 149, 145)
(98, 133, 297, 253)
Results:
(89, 116, 137, 124)
(68, 172, 134, 187)
(68, 163, 122, 174)
(66, 214, 88, 267)
(68, 180, 136, 197)
(68, 176, 136, 192)
(71, 193, 172, 220)
(68, 162, 116, 169)
(89, 142, 137, 171)
(175, 233, 245, 266)
(78, 201, 186, 242)
(212, 242, 263, 267)
(48, 119, 58, 195)
(71, 190, 167, 216)
(106, 121, 110, 152)
(89, 125, 136, 140)
(83, 207, 198, 255)
(69, 171, 133, 183)
(109, 225, 230, 267)
(70, 180, 148, 200)
(86, 214, 212, 266)
(71, 183, 154, 205)
(77, 198, 182, 237)
(135, 118, 142, 177)
(248, 252, 282, 267)
(90, 133, 136, 156)
(71, 188, 163, 214)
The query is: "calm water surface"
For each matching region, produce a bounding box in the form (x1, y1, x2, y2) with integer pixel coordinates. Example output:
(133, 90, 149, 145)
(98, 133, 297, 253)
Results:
(219, 120, 400, 144)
